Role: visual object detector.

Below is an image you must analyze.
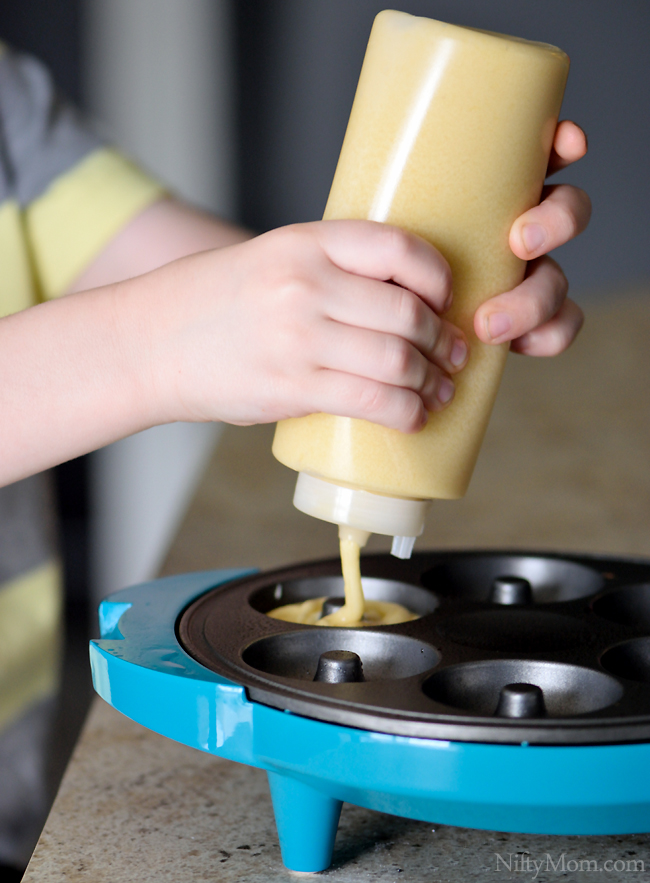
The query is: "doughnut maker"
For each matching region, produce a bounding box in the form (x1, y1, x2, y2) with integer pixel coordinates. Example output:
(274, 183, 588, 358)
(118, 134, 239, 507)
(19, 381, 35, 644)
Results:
(90, 551, 650, 872)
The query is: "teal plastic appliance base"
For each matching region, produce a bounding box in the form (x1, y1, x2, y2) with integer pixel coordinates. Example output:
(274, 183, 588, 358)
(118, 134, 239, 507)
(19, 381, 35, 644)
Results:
(90, 569, 650, 873)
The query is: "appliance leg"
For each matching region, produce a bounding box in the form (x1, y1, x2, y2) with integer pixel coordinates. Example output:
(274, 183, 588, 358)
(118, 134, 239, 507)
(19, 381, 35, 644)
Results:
(267, 771, 343, 872)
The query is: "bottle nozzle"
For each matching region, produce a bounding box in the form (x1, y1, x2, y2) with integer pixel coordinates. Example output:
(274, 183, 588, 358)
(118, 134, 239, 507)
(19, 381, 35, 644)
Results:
(390, 536, 416, 559)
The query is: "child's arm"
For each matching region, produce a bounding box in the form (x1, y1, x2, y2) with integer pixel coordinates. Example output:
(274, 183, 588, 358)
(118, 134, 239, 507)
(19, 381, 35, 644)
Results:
(0, 119, 589, 487)
(0, 220, 464, 485)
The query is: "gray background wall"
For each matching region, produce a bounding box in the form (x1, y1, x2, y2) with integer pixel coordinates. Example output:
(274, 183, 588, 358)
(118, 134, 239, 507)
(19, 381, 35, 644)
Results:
(235, 0, 650, 300)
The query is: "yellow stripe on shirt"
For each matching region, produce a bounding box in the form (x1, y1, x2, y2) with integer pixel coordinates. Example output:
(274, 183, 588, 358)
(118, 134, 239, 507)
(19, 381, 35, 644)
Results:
(0, 200, 38, 317)
(0, 560, 63, 733)
(26, 147, 166, 299)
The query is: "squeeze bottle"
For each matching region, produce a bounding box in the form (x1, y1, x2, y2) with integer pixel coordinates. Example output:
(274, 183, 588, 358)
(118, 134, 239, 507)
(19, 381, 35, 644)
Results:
(272, 10, 570, 557)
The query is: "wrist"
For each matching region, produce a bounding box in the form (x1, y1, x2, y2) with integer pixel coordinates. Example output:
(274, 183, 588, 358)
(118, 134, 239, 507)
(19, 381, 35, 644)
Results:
(120, 256, 214, 427)
(109, 269, 179, 429)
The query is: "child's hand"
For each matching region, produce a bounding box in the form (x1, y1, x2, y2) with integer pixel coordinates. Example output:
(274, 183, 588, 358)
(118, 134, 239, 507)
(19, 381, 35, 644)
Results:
(147, 115, 590, 438)
(145, 220, 465, 434)
(475, 120, 590, 354)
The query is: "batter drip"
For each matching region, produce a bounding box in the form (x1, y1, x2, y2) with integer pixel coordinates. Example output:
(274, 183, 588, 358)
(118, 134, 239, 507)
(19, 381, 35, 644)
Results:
(268, 537, 417, 627)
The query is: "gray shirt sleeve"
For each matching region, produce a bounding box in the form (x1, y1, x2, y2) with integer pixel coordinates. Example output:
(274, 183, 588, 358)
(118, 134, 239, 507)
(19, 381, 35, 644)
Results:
(0, 46, 103, 207)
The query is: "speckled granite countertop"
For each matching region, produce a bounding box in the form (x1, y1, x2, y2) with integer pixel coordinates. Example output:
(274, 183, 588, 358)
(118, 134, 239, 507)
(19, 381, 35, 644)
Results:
(24, 294, 650, 881)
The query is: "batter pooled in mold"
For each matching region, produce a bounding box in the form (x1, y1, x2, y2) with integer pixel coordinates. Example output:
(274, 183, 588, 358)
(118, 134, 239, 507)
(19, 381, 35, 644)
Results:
(268, 538, 417, 627)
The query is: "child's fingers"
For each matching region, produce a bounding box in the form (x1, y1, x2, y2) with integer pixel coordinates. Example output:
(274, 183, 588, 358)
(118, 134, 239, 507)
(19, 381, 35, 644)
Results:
(316, 321, 456, 411)
(326, 273, 468, 373)
(474, 256, 568, 345)
(425, 317, 468, 375)
(510, 184, 592, 260)
(313, 219, 453, 315)
(510, 298, 584, 356)
(547, 120, 588, 176)
(294, 368, 430, 434)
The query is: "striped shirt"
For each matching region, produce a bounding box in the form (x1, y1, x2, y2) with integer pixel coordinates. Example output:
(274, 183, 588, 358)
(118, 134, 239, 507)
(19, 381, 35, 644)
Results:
(0, 44, 164, 733)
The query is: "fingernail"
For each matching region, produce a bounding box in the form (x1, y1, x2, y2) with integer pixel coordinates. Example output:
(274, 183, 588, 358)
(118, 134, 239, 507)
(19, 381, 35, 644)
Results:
(450, 338, 467, 367)
(522, 223, 546, 254)
(486, 313, 512, 341)
(437, 377, 454, 405)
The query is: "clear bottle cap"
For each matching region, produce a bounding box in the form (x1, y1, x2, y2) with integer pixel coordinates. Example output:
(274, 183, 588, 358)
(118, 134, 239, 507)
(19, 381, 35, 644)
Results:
(293, 472, 430, 539)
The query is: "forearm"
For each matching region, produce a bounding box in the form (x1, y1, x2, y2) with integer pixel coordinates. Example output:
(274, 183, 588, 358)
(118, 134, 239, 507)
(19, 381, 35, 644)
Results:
(0, 278, 160, 485)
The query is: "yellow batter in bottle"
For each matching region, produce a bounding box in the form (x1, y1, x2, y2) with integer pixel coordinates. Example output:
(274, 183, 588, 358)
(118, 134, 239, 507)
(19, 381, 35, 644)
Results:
(271, 11, 570, 625)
